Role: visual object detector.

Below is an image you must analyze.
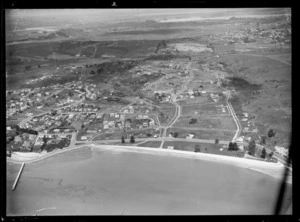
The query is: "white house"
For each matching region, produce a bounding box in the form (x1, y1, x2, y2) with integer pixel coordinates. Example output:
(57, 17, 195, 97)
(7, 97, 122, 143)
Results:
(274, 146, 289, 157)
(81, 136, 87, 140)
(235, 136, 244, 142)
(186, 133, 195, 139)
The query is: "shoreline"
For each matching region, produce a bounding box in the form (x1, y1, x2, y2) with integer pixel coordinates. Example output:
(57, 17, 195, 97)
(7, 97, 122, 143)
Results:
(7, 143, 291, 183)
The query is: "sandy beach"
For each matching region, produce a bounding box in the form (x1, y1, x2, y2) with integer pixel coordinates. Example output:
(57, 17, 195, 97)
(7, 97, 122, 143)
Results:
(7, 143, 291, 184)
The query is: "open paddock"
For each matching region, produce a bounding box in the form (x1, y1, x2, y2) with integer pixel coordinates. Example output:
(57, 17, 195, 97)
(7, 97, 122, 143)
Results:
(177, 95, 211, 106)
(92, 128, 159, 141)
(173, 116, 236, 131)
(167, 127, 235, 141)
(181, 102, 229, 116)
(137, 141, 162, 148)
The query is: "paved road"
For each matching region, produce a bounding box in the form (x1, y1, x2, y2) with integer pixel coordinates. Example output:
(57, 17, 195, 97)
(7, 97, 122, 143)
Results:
(225, 92, 242, 142)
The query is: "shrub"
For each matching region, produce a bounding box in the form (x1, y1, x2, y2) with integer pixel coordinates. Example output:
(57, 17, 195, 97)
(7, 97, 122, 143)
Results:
(189, 118, 197, 124)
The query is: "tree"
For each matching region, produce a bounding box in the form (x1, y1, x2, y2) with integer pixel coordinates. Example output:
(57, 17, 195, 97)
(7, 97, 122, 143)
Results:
(233, 142, 238, 151)
(90, 70, 96, 74)
(260, 135, 267, 145)
(268, 129, 275, 138)
(228, 142, 238, 151)
(194, 144, 201, 153)
(215, 139, 219, 144)
(130, 135, 135, 143)
(269, 151, 274, 158)
(189, 118, 197, 124)
(42, 135, 48, 144)
(173, 132, 179, 138)
(38, 64, 41, 68)
(261, 148, 266, 159)
(228, 142, 234, 151)
(248, 139, 256, 156)
(121, 136, 125, 143)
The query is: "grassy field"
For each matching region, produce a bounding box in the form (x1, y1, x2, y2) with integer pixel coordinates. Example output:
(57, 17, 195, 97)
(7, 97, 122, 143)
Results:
(92, 129, 159, 141)
(167, 128, 235, 141)
(173, 116, 236, 130)
(137, 141, 162, 148)
(157, 106, 176, 126)
(181, 102, 228, 116)
(219, 53, 291, 147)
(162, 141, 245, 157)
(177, 96, 211, 106)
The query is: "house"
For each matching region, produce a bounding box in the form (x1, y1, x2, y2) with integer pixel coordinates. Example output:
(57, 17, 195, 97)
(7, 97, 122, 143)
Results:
(274, 146, 289, 157)
(123, 109, 129, 114)
(167, 146, 174, 150)
(244, 127, 249, 132)
(235, 136, 244, 142)
(81, 136, 88, 140)
(241, 118, 248, 121)
(143, 122, 148, 127)
(186, 133, 195, 139)
(243, 112, 249, 118)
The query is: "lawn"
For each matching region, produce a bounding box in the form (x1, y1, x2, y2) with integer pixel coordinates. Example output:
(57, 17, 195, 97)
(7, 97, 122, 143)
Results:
(173, 116, 236, 130)
(162, 141, 245, 157)
(177, 96, 211, 106)
(167, 127, 235, 141)
(137, 141, 162, 148)
(92, 129, 159, 141)
(181, 102, 228, 116)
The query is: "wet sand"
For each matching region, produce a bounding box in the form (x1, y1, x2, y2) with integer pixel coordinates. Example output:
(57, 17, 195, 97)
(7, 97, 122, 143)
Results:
(7, 146, 292, 215)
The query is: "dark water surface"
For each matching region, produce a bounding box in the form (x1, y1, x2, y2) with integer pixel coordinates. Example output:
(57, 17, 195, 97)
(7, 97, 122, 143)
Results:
(7, 147, 292, 215)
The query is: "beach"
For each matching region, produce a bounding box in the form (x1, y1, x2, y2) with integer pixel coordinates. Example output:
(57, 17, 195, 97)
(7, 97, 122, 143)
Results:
(7, 146, 292, 215)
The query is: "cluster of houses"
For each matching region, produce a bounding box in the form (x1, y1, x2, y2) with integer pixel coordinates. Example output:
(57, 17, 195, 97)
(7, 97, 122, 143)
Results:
(61, 103, 101, 113)
(122, 105, 135, 114)
(25, 74, 53, 85)
(217, 17, 290, 45)
(216, 104, 227, 113)
(6, 80, 85, 119)
(239, 112, 258, 133)
(9, 132, 37, 152)
(6, 88, 38, 118)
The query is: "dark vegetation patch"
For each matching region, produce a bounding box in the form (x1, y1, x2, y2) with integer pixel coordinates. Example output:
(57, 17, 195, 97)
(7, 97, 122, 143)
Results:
(222, 76, 262, 91)
(104, 28, 191, 36)
(145, 54, 187, 61)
